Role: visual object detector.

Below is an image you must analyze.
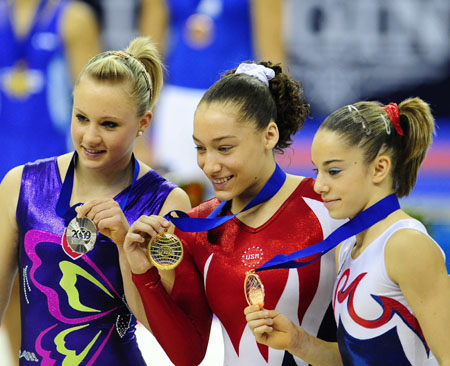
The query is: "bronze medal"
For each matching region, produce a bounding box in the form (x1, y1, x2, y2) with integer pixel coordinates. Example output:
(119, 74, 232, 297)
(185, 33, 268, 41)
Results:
(148, 232, 184, 270)
(244, 269, 265, 308)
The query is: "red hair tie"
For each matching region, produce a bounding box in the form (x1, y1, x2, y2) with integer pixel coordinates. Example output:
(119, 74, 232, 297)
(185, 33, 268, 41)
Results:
(383, 103, 404, 136)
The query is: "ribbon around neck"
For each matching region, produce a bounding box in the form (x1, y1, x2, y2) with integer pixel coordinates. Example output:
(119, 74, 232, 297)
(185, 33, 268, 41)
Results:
(165, 164, 286, 232)
(256, 193, 400, 272)
(56, 152, 140, 224)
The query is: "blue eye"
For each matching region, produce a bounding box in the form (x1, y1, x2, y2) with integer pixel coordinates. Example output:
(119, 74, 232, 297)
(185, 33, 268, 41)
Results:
(329, 168, 341, 176)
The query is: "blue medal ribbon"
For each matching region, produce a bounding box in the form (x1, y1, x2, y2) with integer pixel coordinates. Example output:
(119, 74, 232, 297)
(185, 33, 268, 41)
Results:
(256, 193, 400, 272)
(165, 164, 286, 232)
(56, 152, 140, 224)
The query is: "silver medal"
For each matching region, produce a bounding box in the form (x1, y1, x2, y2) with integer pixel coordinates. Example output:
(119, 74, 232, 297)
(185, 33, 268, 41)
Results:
(66, 217, 97, 254)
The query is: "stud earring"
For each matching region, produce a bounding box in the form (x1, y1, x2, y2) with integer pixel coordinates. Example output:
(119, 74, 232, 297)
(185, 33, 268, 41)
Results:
(137, 131, 143, 136)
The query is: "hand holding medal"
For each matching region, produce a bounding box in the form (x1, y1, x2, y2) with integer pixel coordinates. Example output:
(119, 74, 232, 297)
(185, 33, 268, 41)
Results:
(57, 153, 140, 259)
(124, 215, 184, 272)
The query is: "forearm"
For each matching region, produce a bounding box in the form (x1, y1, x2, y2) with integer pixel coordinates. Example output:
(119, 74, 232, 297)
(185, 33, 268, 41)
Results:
(132, 268, 209, 366)
(288, 327, 342, 366)
(251, 0, 285, 64)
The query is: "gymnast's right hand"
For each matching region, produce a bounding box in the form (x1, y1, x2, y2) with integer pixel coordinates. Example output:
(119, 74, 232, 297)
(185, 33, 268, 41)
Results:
(244, 304, 301, 351)
(123, 215, 171, 274)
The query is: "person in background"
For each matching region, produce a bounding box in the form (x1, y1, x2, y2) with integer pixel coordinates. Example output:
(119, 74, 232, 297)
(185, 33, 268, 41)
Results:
(0, 0, 101, 179)
(124, 61, 344, 365)
(245, 98, 450, 365)
(139, 0, 284, 205)
(0, 1, 100, 364)
(0, 36, 190, 365)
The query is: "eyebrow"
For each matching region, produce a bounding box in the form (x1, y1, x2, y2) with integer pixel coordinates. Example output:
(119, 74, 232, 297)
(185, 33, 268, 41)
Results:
(74, 108, 120, 121)
(311, 159, 345, 166)
(192, 135, 237, 143)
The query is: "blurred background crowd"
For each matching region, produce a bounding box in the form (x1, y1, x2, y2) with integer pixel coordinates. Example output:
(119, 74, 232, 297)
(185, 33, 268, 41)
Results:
(1, 0, 449, 365)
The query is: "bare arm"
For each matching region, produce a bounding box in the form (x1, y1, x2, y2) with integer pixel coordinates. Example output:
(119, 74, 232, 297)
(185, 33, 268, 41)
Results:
(0, 167, 23, 323)
(386, 230, 450, 366)
(139, 0, 169, 55)
(250, 0, 285, 65)
(135, 0, 169, 165)
(62, 0, 101, 81)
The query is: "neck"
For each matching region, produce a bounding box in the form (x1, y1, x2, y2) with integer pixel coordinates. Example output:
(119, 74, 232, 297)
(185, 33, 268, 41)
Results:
(353, 190, 398, 248)
(74, 156, 134, 199)
(11, 0, 42, 37)
(231, 161, 277, 214)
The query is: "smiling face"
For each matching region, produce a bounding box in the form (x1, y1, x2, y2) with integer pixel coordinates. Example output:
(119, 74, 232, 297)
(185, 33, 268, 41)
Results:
(193, 102, 278, 206)
(311, 128, 377, 219)
(71, 77, 150, 173)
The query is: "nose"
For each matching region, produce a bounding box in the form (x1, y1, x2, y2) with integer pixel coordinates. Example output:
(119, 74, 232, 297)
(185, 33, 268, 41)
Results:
(313, 172, 329, 195)
(82, 123, 102, 146)
(198, 151, 220, 176)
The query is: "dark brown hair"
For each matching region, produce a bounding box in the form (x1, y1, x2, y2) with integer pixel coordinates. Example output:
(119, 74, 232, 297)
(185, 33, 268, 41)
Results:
(197, 61, 310, 153)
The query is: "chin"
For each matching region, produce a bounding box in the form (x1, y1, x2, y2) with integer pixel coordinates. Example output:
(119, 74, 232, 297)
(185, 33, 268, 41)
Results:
(214, 189, 235, 202)
(327, 210, 348, 220)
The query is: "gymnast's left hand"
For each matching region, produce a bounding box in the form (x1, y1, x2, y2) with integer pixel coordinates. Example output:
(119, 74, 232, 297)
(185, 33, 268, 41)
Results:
(76, 199, 129, 245)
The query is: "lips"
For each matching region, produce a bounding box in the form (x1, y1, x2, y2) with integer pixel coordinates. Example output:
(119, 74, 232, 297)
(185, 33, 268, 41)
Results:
(323, 198, 340, 209)
(81, 146, 106, 157)
(211, 176, 232, 184)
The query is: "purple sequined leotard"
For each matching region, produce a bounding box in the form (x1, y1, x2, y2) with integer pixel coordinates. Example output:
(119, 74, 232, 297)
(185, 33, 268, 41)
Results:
(16, 157, 176, 366)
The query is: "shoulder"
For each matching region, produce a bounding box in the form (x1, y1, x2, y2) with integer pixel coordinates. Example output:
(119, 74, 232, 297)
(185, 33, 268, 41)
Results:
(160, 187, 191, 216)
(385, 222, 445, 284)
(289, 175, 321, 201)
(19, 156, 60, 178)
(187, 198, 221, 219)
(0, 165, 24, 215)
(138, 168, 179, 195)
(1, 165, 24, 189)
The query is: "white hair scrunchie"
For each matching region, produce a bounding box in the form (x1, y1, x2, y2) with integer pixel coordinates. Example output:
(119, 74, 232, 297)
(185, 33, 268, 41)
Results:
(235, 63, 275, 86)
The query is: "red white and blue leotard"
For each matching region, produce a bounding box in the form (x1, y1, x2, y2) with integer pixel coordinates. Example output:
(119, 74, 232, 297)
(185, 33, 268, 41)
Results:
(333, 219, 444, 366)
(133, 178, 345, 365)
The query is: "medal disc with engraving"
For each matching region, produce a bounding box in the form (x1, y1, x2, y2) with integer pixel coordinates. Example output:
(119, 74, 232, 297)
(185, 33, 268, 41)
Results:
(244, 269, 265, 308)
(65, 217, 97, 254)
(148, 232, 183, 270)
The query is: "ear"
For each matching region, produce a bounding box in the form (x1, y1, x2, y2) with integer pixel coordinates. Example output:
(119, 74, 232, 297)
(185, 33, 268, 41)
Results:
(264, 121, 279, 150)
(372, 154, 391, 184)
(138, 111, 153, 132)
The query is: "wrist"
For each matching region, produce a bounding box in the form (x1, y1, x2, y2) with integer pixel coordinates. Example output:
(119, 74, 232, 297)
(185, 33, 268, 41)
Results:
(287, 323, 305, 355)
(131, 266, 160, 286)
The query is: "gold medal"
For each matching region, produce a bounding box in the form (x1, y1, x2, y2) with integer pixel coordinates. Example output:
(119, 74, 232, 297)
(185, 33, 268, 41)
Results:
(65, 217, 97, 254)
(244, 269, 265, 308)
(5, 61, 29, 97)
(148, 232, 184, 270)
